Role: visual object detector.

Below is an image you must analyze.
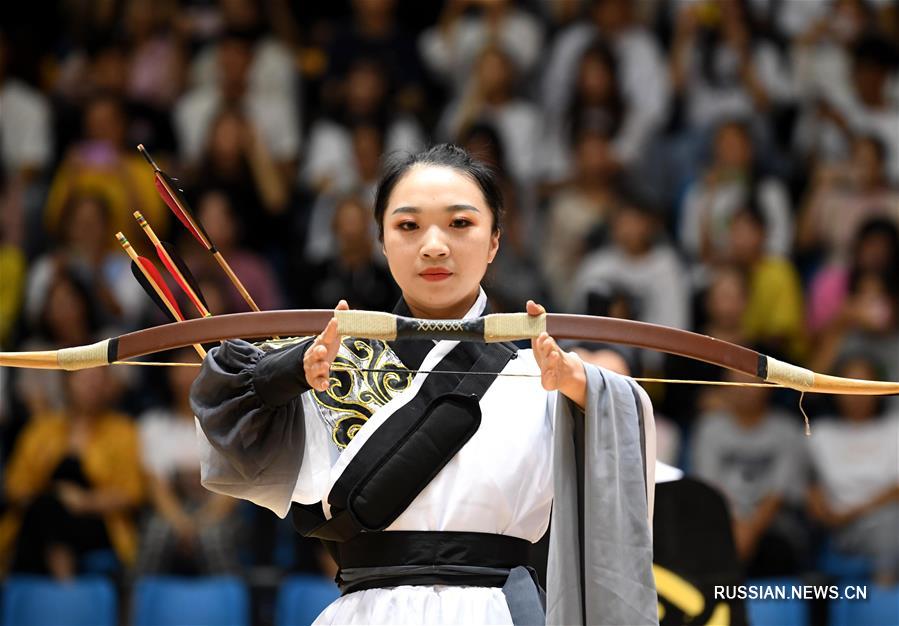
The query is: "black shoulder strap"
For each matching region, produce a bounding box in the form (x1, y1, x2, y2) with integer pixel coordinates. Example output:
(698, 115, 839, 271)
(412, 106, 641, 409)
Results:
(292, 340, 517, 542)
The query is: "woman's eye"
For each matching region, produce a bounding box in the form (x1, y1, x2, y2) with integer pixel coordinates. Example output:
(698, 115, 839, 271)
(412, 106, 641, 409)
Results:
(451, 218, 472, 228)
(397, 221, 418, 231)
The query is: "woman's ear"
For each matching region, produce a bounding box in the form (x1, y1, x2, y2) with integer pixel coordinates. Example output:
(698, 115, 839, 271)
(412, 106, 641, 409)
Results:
(487, 231, 500, 264)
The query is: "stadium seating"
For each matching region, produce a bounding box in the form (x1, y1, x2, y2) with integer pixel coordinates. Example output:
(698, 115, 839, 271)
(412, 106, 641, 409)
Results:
(275, 574, 341, 626)
(744, 578, 809, 626)
(1, 575, 117, 626)
(817, 541, 874, 581)
(830, 584, 899, 626)
(132, 576, 249, 626)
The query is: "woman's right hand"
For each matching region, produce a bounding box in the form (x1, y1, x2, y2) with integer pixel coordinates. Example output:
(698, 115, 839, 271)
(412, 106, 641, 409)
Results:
(303, 300, 349, 391)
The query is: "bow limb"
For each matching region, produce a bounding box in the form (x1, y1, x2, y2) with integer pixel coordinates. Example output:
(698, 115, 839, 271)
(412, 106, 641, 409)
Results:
(539, 314, 899, 396)
(0, 310, 334, 371)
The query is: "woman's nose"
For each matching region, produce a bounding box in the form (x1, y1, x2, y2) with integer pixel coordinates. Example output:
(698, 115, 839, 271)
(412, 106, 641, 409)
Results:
(420, 226, 449, 258)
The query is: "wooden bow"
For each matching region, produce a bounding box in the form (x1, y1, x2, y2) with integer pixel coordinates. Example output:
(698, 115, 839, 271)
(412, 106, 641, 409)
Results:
(1, 310, 897, 396)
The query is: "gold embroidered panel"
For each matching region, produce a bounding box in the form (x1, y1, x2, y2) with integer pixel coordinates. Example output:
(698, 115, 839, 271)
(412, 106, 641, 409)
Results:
(312, 338, 413, 448)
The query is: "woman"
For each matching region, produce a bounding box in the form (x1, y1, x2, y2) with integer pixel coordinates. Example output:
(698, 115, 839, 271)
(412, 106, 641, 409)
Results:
(0, 368, 144, 577)
(806, 355, 899, 584)
(542, 41, 626, 182)
(136, 348, 239, 576)
(436, 46, 541, 186)
(190, 107, 289, 253)
(678, 119, 793, 269)
(44, 93, 166, 242)
(14, 269, 106, 420)
(191, 144, 657, 624)
(26, 192, 144, 329)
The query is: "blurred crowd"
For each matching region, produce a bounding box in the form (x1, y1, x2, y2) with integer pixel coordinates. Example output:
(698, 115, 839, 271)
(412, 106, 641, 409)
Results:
(1, 0, 898, 595)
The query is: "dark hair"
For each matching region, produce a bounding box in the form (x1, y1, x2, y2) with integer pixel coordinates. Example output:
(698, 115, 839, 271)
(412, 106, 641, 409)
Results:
(59, 192, 112, 242)
(615, 180, 661, 218)
(37, 268, 102, 341)
(733, 203, 767, 231)
(458, 121, 509, 177)
(852, 33, 899, 70)
(373, 144, 504, 240)
(567, 40, 624, 144)
(218, 27, 258, 47)
(848, 267, 899, 300)
(832, 351, 888, 415)
(852, 217, 899, 268)
(695, 0, 764, 88)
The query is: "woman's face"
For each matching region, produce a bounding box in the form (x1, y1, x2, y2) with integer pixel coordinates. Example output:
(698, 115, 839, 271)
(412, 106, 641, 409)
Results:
(728, 211, 764, 264)
(477, 50, 512, 98)
(382, 165, 499, 318)
(835, 359, 879, 420)
(67, 197, 109, 253)
(578, 53, 613, 102)
(46, 278, 89, 341)
(65, 368, 110, 416)
(714, 124, 752, 171)
(210, 114, 244, 161)
(575, 132, 614, 178)
(852, 138, 883, 187)
(345, 64, 386, 117)
(856, 231, 895, 272)
(198, 191, 237, 248)
(85, 99, 126, 147)
(706, 268, 748, 327)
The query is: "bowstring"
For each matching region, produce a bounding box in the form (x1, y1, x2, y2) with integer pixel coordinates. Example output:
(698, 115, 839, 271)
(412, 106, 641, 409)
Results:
(111, 361, 783, 387)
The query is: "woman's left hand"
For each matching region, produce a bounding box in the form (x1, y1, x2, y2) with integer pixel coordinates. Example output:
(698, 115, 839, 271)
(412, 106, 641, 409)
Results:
(528, 300, 587, 409)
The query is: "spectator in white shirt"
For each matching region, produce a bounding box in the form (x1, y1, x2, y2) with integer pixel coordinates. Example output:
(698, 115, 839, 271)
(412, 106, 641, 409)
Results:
(541, 0, 670, 166)
(571, 187, 690, 335)
(795, 31, 899, 183)
(679, 119, 793, 270)
(187, 0, 298, 101)
(0, 36, 52, 179)
(301, 58, 423, 196)
(175, 30, 300, 172)
(692, 369, 808, 576)
(541, 126, 620, 307)
(669, 0, 795, 131)
(541, 40, 626, 182)
(136, 348, 239, 575)
(419, 0, 543, 97)
(806, 355, 899, 584)
(437, 46, 541, 185)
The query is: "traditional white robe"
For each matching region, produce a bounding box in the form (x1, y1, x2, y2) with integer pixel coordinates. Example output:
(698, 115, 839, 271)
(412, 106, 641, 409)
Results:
(192, 291, 658, 625)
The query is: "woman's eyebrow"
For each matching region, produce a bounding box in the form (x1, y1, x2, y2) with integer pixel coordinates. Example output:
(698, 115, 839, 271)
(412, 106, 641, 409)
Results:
(391, 204, 480, 214)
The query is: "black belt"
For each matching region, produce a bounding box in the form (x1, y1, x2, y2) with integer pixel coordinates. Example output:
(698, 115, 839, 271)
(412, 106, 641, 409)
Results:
(334, 531, 546, 625)
(336, 530, 532, 594)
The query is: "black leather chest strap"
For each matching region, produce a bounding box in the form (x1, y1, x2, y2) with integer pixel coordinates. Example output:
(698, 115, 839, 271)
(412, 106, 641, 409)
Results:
(292, 341, 517, 543)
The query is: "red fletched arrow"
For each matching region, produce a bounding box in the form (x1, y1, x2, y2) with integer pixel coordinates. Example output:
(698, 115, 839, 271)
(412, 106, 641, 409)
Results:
(161, 241, 209, 311)
(134, 211, 210, 317)
(131, 257, 185, 323)
(137, 144, 262, 312)
(138, 145, 214, 251)
(116, 232, 205, 358)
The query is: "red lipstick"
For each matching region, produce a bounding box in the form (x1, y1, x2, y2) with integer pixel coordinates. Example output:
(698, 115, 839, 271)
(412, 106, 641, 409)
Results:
(419, 267, 453, 282)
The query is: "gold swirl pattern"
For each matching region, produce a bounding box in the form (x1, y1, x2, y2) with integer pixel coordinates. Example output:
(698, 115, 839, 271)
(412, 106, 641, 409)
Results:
(310, 338, 413, 449)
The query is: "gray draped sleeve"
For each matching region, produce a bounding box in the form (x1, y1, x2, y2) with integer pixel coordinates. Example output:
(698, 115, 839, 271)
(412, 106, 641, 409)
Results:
(190, 339, 314, 518)
(547, 364, 659, 626)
